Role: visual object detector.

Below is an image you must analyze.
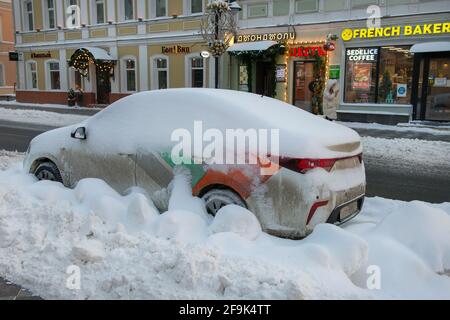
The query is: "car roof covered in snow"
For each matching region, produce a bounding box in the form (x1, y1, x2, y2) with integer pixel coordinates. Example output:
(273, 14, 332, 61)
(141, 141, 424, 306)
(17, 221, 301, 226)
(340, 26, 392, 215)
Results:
(83, 89, 361, 158)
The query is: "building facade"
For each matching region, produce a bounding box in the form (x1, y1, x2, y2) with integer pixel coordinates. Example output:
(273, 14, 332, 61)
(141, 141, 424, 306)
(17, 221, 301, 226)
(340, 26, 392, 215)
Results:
(0, 0, 16, 95)
(226, 0, 450, 123)
(13, 0, 214, 106)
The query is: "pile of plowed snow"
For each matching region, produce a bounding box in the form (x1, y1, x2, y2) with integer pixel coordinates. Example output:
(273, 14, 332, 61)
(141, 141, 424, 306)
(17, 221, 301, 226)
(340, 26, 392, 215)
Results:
(0, 156, 449, 299)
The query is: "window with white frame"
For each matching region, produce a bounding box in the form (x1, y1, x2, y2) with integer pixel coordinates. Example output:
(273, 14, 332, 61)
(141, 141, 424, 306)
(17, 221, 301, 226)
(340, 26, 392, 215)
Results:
(26, 61, 38, 89)
(152, 56, 169, 90)
(188, 56, 204, 88)
(66, 0, 80, 27)
(190, 0, 203, 14)
(44, 0, 56, 29)
(247, 4, 268, 18)
(124, 0, 135, 21)
(323, 0, 348, 12)
(155, 0, 167, 17)
(0, 64, 4, 87)
(23, 0, 34, 31)
(95, 0, 106, 24)
(122, 57, 137, 92)
(295, 0, 319, 13)
(46, 61, 61, 90)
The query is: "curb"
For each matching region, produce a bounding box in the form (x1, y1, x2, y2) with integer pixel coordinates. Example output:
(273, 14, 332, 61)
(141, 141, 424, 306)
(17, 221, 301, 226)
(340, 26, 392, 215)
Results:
(0, 104, 101, 116)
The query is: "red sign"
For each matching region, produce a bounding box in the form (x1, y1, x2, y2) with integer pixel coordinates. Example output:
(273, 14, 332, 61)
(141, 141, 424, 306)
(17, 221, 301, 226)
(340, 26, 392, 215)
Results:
(289, 46, 326, 58)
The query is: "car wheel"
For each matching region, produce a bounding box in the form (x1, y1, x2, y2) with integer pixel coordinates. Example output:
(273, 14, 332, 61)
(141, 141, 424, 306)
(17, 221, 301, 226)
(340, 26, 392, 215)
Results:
(34, 162, 63, 183)
(201, 188, 247, 216)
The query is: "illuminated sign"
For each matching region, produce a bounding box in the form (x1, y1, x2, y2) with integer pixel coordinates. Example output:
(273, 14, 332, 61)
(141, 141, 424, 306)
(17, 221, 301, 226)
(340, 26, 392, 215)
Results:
(289, 46, 327, 57)
(162, 45, 191, 54)
(341, 22, 450, 41)
(237, 32, 295, 43)
(346, 48, 378, 61)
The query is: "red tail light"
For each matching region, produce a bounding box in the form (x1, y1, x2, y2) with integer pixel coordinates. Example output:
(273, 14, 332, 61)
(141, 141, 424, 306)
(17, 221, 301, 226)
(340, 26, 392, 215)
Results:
(280, 153, 362, 174)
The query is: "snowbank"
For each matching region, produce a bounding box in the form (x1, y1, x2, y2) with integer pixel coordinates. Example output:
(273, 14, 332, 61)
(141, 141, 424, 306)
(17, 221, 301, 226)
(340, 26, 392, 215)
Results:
(0, 154, 449, 299)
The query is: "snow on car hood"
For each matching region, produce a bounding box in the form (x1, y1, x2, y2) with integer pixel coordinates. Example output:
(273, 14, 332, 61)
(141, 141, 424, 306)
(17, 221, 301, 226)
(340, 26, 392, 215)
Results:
(81, 89, 362, 159)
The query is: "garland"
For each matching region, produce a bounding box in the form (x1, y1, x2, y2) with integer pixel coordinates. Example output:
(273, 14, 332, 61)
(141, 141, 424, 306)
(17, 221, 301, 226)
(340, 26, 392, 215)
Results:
(311, 52, 327, 115)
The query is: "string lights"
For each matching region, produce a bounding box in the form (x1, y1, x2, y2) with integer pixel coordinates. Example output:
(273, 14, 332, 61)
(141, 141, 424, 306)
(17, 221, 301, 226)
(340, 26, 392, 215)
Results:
(69, 48, 116, 77)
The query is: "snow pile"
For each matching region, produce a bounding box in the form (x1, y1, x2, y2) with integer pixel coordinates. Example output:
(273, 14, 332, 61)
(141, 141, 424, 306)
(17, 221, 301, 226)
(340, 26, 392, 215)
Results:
(0, 155, 449, 299)
(0, 108, 89, 127)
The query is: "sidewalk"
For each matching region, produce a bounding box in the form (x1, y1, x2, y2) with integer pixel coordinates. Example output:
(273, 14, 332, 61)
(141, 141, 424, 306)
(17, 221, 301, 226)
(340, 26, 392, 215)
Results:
(0, 101, 100, 116)
(0, 277, 41, 300)
(338, 121, 450, 143)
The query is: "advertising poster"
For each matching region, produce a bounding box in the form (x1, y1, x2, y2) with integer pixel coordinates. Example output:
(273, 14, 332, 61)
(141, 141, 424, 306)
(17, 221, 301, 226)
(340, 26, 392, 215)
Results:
(352, 63, 372, 90)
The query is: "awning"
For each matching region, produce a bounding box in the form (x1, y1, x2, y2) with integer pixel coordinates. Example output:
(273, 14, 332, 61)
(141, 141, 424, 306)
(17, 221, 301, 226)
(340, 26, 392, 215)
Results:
(410, 42, 450, 53)
(78, 47, 116, 61)
(227, 40, 278, 52)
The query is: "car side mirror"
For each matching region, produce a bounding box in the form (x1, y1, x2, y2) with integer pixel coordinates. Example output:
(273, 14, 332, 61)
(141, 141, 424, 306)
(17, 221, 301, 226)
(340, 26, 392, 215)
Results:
(71, 127, 87, 140)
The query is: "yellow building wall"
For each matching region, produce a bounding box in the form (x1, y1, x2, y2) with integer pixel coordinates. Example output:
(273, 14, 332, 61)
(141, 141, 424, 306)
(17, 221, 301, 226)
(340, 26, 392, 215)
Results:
(24, 50, 60, 91)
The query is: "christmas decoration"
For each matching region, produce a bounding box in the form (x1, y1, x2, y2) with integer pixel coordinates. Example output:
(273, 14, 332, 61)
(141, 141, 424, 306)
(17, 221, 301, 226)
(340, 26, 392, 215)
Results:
(68, 48, 115, 77)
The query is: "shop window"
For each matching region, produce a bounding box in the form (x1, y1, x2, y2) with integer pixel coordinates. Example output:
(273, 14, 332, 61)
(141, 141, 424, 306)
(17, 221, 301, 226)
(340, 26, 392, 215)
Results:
(323, 0, 348, 12)
(189, 57, 204, 88)
(239, 65, 249, 92)
(0, 64, 4, 87)
(190, 0, 203, 14)
(124, 0, 135, 21)
(344, 46, 413, 104)
(273, 0, 290, 16)
(23, 0, 34, 31)
(378, 46, 413, 104)
(95, 0, 106, 24)
(155, 0, 167, 17)
(295, 0, 318, 13)
(122, 57, 137, 92)
(248, 4, 268, 18)
(387, 0, 412, 5)
(45, 0, 56, 29)
(26, 61, 38, 89)
(46, 61, 61, 90)
(152, 56, 169, 90)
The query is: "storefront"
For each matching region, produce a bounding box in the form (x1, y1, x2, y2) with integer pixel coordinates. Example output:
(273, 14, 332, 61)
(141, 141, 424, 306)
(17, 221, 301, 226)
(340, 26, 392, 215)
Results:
(338, 14, 450, 124)
(227, 26, 340, 116)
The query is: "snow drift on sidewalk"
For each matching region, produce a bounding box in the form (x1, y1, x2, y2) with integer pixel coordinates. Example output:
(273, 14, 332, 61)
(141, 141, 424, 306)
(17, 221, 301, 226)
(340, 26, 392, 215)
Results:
(0, 157, 449, 299)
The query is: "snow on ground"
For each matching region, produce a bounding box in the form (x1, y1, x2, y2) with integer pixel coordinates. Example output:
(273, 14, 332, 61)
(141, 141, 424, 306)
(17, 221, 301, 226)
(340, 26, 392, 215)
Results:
(0, 100, 99, 110)
(0, 153, 449, 299)
(0, 108, 89, 127)
(340, 121, 450, 136)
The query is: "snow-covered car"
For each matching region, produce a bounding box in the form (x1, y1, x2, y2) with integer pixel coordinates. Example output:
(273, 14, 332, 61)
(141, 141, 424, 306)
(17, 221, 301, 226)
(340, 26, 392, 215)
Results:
(24, 89, 365, 238)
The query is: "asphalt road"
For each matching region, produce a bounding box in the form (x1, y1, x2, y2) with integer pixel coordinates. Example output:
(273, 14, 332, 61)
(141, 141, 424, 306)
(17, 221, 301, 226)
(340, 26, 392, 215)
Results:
(0, 120, 449, 203)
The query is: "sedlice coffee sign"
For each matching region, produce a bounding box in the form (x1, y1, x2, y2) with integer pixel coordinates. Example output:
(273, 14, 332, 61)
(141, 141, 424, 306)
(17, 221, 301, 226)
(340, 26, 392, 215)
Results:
(342, 22, 450, 41)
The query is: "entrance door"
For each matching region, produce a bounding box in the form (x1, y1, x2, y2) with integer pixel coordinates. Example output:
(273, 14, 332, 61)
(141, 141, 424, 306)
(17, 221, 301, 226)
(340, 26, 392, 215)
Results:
(413, 53, 450, 121)
(255, 61, 275, 96)
(293, 61, 314, 112)
(96, 66, 111, 105)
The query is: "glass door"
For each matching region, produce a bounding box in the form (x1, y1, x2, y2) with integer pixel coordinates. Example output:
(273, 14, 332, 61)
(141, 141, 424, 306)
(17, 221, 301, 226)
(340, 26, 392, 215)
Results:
(424, 56, 450, 121)
(293, 61, 314, 112)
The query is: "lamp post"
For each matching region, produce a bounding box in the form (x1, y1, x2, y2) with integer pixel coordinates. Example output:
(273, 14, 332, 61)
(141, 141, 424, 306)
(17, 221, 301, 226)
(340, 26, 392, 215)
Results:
(201, 1, 241, 89)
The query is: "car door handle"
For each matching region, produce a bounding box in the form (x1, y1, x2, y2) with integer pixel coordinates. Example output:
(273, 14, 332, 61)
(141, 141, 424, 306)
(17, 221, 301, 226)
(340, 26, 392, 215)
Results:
(118, 153, 134, 157)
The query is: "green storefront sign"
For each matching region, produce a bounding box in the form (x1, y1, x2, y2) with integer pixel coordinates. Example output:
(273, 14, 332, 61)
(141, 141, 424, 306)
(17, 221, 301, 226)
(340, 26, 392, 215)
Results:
(329, 65, 340, 79)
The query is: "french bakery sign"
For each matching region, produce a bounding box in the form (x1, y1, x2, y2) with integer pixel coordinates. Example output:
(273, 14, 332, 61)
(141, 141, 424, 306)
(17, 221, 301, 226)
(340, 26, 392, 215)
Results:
(237, 32, 295, 43)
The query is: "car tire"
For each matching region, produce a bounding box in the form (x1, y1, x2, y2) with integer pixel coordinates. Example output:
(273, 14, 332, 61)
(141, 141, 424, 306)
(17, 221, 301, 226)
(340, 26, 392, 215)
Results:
(34, 162, 63, 183)
(201, 188, 247, 216)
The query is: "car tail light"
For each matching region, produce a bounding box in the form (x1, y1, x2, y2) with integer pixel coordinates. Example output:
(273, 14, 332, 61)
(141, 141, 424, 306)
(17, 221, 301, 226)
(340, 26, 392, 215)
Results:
(279, 153, 363, 174)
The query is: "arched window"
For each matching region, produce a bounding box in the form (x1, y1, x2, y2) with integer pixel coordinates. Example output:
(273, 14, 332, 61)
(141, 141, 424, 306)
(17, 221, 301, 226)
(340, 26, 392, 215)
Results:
(45, 60, 61, 90)
(121, 56, 137, 92)
(151, 55, 169, 90)
(26, 60, 38, 89)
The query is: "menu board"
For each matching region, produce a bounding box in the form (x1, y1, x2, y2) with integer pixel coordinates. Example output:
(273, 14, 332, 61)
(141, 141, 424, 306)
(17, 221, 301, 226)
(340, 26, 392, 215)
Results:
(352, 63, 372, 90)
